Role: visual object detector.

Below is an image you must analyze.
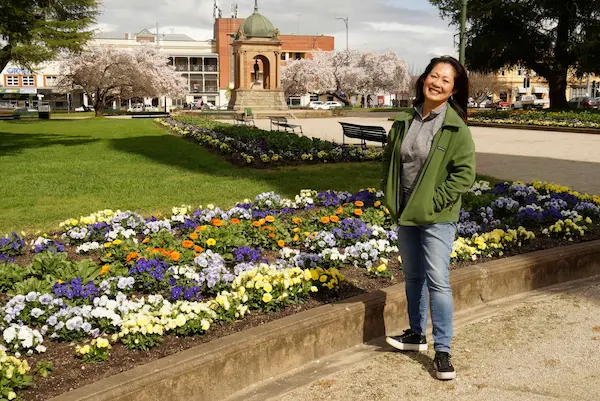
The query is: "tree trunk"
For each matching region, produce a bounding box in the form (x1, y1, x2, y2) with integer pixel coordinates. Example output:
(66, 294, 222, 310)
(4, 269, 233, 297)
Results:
(547, 69, 569, 110)
(94, 100, 105, 117)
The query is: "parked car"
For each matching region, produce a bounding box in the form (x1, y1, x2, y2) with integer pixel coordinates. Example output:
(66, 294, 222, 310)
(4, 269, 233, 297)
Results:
(569, 96, 598, 109)
(127, 103, 145, 113)
(513, 95, 536, 110)
(533, 97, 549, 109)
(319, 101, 343, 110)
(74, 105, 94, 112)
(307, 101, 324, 109)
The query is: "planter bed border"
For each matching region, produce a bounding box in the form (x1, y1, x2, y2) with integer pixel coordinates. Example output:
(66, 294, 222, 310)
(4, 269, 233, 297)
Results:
(50, 239, 600, 401)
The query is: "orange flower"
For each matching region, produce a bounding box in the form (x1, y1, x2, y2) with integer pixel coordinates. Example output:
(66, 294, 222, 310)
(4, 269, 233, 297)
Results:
(268, 233, 276, 239)
(230, 218, 241, 224)
(182, 240, 194, 248)
(252, 221, 261, 227)
(293, 227, 300, 233)
(336, 206, 343, 215)
(330, 215, 340, 223)
(292, 235, 299, 242)
(354, 201, 364, 207)
(170, 251, 181, 261)
(354, 209, 363, 216)
(197, 225, 207, 231)
(99, 265, 110, 275)
(189, 232, 199, 240)
(211, 218, 223, 227)
(142, 237, 150, 244)
(292, 217, 302, 224)
(304, 231, 310, 237)
(277, 240, 285, 248)
(265, 215, 276, 223)
(126, 252, 139, 263)
(194, 245, 204, 253)
(259, 218, 266, 225)
(269, 226, 276, 232)
(320, 216, 330, 224)
(262, 226, 271, 231)
(374, 201, 381, 207)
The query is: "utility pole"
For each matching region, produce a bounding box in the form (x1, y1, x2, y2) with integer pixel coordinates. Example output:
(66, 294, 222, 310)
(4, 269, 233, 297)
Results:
(336, 17, 348, 50)
(459, 0, 467, 65)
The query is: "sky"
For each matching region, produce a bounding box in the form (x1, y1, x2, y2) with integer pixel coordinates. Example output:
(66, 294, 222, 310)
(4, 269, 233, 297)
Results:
(94, 0, 458, 71)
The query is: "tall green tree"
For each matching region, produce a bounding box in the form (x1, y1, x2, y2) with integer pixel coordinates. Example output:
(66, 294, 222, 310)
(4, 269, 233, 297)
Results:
(0, 0, 100, 73)
(429, 0, 600, 108)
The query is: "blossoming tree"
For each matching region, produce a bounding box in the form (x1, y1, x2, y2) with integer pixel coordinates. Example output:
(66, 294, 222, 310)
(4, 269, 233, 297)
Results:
(57, 45, 188, 116)
(281, 50, 411, 105)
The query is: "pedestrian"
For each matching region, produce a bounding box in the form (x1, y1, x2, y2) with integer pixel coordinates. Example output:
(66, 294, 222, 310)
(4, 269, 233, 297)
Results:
(361, 95, 365, 108)
(380, 56, 475, 380)
(367, 94, 372, 108)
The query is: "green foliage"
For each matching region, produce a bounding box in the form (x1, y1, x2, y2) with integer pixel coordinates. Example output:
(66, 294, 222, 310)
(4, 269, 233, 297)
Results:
(11, 277, 52, 295)
(0, 0, 100, 71)
(429, 0, 600, 109)
(0, 263, 30, 292)
(34, 361, 54, 378)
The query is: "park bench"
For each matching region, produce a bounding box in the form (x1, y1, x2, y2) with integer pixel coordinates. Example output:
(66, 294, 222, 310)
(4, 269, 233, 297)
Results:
(339, 122, 387, 149)
(233, 113, 255, 126)
(268, 116, 303, 135)
(0, 114, 21, 120)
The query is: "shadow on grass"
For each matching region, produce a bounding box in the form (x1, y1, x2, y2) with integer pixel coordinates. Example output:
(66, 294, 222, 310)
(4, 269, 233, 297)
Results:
(0, 132, 99, 156)
(108, 134, 382, 197)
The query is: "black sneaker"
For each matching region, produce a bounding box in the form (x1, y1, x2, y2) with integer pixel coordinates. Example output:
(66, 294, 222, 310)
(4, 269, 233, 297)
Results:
(385, 329, 427, 351)
(433, 351, 456, 380)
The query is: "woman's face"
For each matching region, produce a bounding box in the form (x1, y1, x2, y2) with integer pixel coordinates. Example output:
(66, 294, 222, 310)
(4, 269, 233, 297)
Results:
(423, 62, 456, 104)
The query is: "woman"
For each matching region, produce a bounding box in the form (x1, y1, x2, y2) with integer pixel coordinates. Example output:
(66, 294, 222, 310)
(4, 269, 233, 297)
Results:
(381, 56, 476, 380)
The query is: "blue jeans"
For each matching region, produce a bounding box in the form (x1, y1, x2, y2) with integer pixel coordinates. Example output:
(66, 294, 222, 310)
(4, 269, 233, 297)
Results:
(397, 223, 456, 353)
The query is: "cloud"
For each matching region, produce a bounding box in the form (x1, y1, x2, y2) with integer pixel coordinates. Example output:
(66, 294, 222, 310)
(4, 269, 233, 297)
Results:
(95, 0, 457, 69)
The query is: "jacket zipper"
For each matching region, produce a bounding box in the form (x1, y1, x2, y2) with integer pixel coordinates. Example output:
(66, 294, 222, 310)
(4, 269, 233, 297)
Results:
(402, 126, 445, 213)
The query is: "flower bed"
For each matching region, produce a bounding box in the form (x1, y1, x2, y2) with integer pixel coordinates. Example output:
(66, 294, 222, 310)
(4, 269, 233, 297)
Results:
(1, 181, 599, 400)
(470, 110, 600, 129)
(157, 117, 383, 167)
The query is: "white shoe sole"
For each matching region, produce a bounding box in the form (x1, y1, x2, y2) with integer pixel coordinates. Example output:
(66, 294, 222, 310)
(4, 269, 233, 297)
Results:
(386, 336, 428, 351)
(434, 361, 456, 380)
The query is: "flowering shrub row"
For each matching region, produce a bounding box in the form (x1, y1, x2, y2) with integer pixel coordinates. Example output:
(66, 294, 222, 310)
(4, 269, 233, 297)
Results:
(470, 110, 600, 129)
(156, 117, 383, 167)
(0, 181, 599, 398)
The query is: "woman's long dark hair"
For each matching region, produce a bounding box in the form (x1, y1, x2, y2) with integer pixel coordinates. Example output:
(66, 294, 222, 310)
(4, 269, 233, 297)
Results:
(413, 56, 469, 122)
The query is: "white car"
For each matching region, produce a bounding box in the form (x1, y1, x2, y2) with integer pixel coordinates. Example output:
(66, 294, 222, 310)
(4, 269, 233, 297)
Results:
(127, 104, 145, 112)
(74, 106, 94, 112)
(307, 101, 324, 109)
(513, 95, 536, 110)
(319, 101, 343, 110)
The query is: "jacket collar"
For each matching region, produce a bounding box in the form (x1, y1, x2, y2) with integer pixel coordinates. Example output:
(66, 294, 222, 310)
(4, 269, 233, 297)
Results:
(393, 103, 464, 128)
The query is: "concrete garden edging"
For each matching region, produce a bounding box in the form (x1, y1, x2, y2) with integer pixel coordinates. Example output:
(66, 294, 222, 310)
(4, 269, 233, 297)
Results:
(51, 240, 600, 401)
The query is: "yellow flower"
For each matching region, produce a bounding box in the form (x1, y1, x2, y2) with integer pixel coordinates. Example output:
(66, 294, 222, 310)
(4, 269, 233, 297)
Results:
(112, 239, 122, 245)
(310, 286, 318, 292)
(263, 283, 273, 293)
(95, 338, 110, 348)
(207, 238, 216, 246)
(319, 275, 328, 283)
(262, 293, 273, 303)
(377, 264, 387, 272)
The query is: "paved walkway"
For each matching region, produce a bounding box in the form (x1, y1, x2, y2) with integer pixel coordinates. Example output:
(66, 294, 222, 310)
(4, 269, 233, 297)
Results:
(237, 117, 600, 195)
(229, 277, 600, 401)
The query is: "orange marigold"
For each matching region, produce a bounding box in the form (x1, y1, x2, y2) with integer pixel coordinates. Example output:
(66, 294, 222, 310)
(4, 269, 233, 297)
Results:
(211, 218, 223, 227)
(170, 251, 181, 261)
(293, 227, 300, 233)
(126, 252, 139, 263)
(292, 235, 299, 242)
(196, 225, 207, 231)
(277, 240, 285, 248)
(194, 245, 204, 253)
(259, 218, 266, 225)
(230, 218, 241, 224)
(99, 265, 110, 275)
(142, 237, 150, 244)
(336, 207, 344, 215)
(292, 217, 302, 224)
(265, 215, 276, 223)
(374, 201, 381, 207)
(182, 240, 194, 249)
(269, 233, 276, 239)
(330, 215, 340, 223)
(354, 201, 364, 207)
(354, 209, 363, 216)
(189, 232, 199, 240)
(252, 221, 262, 227)
(320, 216, 330, 224)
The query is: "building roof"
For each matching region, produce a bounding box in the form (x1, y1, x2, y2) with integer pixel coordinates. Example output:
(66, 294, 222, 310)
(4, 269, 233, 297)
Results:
(235, 4, 277, 39)
(94, 31, 198, 42)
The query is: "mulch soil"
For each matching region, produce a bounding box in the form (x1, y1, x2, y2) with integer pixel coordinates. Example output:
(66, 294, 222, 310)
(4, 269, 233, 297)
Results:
(12, 227, 600, 401)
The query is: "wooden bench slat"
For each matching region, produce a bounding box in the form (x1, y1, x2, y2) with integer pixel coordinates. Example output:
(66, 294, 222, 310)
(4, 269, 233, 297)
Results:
(339, 122, 387, 149)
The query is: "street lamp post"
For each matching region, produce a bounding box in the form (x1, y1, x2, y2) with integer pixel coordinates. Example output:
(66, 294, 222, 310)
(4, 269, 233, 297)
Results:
(335, 17, 349, 50)
(459, 0, 467, 65)
(312, 34, 324, 50)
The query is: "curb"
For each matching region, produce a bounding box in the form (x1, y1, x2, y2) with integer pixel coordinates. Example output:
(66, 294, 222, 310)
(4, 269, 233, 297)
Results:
(50, 240, 600, 401)
(467, 122, 600, 135)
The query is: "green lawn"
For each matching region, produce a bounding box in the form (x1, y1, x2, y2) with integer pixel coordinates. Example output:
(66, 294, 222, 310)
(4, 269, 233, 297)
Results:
(0, 118, 501, 234)
(0, 118, 385, 233)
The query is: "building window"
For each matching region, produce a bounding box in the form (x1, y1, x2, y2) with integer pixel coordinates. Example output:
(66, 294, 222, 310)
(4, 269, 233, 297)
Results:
(310, 95, 319, 101)
(45, 76, 58, 87)
(280, 53, 287, 61)
(22, 76, 35, 86)
(6, 76, 19, 86)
